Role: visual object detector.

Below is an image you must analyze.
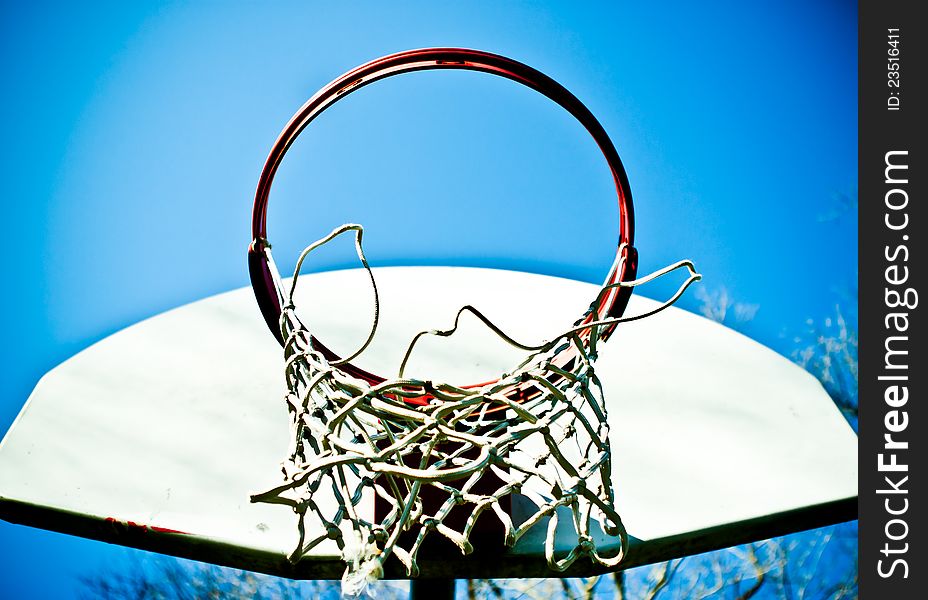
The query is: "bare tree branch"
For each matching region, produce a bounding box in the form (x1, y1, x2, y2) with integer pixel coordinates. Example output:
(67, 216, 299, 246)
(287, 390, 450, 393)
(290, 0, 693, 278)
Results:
(613, 570, 626, 600)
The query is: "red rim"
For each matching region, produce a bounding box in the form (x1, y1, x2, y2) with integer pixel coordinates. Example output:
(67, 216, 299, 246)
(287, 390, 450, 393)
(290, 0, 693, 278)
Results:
(249, 48, 637, 394)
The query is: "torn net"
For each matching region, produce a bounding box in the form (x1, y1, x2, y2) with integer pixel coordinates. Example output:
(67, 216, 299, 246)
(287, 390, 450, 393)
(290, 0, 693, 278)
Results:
(251, 225, 699, 595)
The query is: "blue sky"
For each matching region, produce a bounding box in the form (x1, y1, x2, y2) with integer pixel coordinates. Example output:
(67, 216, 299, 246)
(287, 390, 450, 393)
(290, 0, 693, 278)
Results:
(1, 1, 856, 596)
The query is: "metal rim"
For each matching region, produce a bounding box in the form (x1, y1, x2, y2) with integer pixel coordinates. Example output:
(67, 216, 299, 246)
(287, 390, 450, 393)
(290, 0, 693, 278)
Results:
(249, 47, 637, 388)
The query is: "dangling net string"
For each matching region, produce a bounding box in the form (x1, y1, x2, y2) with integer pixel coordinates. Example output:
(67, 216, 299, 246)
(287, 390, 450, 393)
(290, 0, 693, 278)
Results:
(398, 254, 701, 377)
(253, 224, 701, 597)
(287, 224, 380, 366)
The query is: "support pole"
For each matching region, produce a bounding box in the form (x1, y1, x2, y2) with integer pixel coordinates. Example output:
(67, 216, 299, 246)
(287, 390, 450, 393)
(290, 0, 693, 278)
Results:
(410, 578, 455, 600)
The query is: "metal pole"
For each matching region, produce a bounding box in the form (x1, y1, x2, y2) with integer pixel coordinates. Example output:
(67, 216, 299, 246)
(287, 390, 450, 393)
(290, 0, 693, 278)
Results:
(410, 578, 455, 600)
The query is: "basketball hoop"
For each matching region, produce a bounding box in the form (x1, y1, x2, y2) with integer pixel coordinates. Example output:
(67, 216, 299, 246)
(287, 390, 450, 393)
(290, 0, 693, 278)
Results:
(248, 48, 700, 595)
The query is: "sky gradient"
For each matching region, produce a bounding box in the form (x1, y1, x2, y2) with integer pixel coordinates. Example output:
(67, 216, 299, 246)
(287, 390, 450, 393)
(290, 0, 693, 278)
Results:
(1, 1, 856, 596)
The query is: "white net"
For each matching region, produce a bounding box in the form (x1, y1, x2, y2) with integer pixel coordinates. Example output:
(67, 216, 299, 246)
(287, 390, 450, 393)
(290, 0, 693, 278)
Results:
(251, 225, 700, 595)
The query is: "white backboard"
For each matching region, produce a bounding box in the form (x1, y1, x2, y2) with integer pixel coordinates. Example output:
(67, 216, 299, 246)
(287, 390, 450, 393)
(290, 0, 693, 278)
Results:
(0, 267, 857, 578)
